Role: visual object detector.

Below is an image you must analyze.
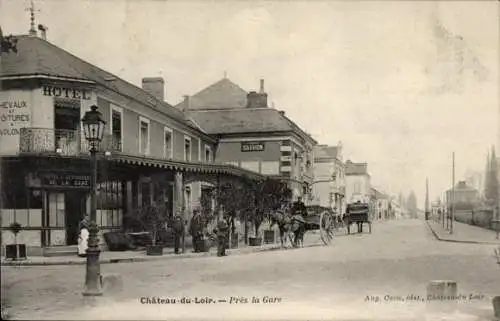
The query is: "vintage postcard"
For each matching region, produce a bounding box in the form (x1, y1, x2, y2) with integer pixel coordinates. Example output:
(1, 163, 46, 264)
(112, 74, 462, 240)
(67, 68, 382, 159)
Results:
(1, 0, 499, 320)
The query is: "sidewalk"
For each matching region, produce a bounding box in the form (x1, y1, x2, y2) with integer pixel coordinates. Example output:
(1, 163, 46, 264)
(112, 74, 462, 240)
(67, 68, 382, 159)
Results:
(0, 231, 327, 267)
(426, 219, 500, 245)
(0, 243, 284, 267)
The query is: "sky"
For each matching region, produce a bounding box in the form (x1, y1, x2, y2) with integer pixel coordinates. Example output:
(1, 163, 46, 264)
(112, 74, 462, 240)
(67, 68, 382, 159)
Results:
(1, 0, 499, 207)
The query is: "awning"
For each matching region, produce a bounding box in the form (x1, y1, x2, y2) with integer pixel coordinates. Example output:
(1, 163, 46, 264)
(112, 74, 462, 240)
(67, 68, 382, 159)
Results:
(109, 154, 264, 180)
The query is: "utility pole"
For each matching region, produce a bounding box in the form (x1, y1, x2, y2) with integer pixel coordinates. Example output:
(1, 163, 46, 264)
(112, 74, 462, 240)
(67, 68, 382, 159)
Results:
(425, 178, 430, 221)
(450, 152, 455, 234)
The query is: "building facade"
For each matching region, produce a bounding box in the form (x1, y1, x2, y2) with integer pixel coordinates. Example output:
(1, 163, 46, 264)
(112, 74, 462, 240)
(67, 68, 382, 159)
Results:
(345, 161, 371, 204)
(0, 32, 261, 253)
(371, 187, 390, 220)
(177, 78, 317, 202)
(311, 143, 345, 213)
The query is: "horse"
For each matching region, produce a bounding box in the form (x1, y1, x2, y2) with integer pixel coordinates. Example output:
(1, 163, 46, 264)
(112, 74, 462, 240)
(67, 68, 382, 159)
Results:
(344, 214, 364, 234)
(270, 210, 295, 248)
(290, 213, 306, 247)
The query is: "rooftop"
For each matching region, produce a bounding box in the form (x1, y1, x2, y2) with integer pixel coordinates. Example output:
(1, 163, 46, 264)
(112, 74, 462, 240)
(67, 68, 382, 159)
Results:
(1, 35, 204, 134)
(190, 108, 292, 134)
(446, 181, 478, 192)
(314, 145, 339, 160)
(180, 78, 318, 144)
(345, 160, 369, 175)
(175, 78, 248, 110)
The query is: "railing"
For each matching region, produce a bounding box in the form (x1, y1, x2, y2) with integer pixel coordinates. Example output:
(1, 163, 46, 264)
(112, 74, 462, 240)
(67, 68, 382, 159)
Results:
(19, 128, 121, 156)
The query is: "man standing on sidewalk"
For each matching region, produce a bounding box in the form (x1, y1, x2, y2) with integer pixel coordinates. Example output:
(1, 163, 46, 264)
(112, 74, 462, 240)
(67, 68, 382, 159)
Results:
(172, 214, 184, 254)
(189, 208, 204, 252)
(214, 215, 229, 257)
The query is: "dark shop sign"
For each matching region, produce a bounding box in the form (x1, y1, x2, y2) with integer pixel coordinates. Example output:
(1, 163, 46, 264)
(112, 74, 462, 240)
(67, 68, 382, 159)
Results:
(40, 173, 91, 188)
(241, 142, 265, 152)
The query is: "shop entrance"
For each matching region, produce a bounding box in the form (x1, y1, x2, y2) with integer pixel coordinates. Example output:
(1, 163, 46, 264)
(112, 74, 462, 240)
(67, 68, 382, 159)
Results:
(65, 191, 87, 245)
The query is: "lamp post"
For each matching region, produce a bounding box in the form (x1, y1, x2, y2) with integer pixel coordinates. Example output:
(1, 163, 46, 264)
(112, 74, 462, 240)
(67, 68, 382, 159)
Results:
(81, 105, 106, 297)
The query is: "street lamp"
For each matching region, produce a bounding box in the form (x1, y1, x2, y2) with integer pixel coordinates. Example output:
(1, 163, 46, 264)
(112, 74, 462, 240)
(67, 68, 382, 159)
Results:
(81, 105, 106, 297)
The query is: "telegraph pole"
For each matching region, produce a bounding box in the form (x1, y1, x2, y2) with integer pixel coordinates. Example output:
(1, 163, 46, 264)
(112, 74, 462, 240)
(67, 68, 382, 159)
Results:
(450, 152, 455, 234)
(425, 178, 430, 221)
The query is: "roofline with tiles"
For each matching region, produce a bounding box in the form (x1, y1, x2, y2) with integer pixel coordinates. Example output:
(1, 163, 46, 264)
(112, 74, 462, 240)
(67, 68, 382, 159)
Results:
(0, 74, 95, 84)
(189, 107, 318, 146)
(1, 35, 216, 143)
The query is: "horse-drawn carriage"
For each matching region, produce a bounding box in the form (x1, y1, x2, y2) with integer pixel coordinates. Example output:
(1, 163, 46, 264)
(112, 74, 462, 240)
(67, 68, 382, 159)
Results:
(270, 205, 341, 247)
(345, 201, 372, 234)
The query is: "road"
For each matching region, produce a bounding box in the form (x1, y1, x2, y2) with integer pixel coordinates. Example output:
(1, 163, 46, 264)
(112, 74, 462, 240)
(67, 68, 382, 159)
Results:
(2, 219, 499, 320)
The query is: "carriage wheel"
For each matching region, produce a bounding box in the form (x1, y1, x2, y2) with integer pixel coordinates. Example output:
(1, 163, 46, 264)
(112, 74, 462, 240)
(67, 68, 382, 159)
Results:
(319, 211, 335, 245)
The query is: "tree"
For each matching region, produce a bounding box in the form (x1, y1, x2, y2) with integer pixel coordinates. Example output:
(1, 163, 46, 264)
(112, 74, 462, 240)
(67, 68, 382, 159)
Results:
(215, 178, 292, 238)
(484, 150, 491, 200)
(252, 178, 292, 236)
(406, 191, 418, 218)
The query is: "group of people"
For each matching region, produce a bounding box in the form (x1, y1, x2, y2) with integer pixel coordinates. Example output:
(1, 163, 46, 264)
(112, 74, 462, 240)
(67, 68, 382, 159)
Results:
(77, 208, 231, 257)
(77, 197, 310, 258)
(169, 208, 231, 257)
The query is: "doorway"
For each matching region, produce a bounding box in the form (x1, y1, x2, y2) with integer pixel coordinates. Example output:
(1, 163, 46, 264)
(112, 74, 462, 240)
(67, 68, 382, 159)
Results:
(65, 191, 87, 245)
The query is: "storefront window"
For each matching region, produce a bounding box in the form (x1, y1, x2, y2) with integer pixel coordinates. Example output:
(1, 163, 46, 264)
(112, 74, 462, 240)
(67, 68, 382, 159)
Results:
(96, 181, 123, 227)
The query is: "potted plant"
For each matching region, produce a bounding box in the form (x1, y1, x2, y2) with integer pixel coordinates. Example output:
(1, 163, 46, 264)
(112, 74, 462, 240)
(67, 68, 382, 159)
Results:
(127, 203, 169, 256)
(5, 222, 27, 260)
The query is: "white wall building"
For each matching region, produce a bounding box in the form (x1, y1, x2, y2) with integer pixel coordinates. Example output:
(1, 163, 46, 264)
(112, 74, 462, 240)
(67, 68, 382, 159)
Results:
(311, 143, 345, 213)
(345, 161, 371, 204)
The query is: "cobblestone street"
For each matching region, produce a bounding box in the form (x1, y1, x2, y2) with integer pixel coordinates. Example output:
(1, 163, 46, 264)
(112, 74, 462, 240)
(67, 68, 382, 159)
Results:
(2, 219, 499, 320)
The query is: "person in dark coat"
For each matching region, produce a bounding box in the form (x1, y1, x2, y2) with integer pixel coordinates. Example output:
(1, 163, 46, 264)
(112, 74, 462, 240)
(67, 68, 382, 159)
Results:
(189, 209, 204, 253)
(172, 215, 184, 254)
(214, 215, 229, 257)
(291, 196, 307, 215)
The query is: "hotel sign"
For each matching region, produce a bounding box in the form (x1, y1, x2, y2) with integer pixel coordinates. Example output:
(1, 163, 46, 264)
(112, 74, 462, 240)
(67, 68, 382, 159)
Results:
(40, 173, 91, 188)
(241, 142, 265, 152)
(42, 85, 91, 100)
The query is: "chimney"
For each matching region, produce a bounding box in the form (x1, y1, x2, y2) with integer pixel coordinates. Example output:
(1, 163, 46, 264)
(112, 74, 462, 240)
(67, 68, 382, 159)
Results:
(38, 24, 47, 40)
(142, 77, 165, 102)
(246, 91, 259, 108)
(182, 95, 191, 113)
(278, 110, 285, 116)
(257, 79, 268, 107)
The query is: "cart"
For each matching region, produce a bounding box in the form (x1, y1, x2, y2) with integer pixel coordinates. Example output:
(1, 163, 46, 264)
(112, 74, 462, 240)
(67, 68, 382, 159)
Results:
(303, 206, 338, 245)
(345, 202, 372, 234)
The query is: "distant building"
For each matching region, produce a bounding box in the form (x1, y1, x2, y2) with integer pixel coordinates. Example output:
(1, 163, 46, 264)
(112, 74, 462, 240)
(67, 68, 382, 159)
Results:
(371, 187, 390, 220)
(177, 78, 317, 201)
(345, 160, 371, 205)
(445, 181, 480, 209)
(311, 143, 345, 213)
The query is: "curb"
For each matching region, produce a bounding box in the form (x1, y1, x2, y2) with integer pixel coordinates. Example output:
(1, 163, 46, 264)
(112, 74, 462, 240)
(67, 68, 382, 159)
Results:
(425, 221, 500, 245)
(0, 243, 321, 267)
